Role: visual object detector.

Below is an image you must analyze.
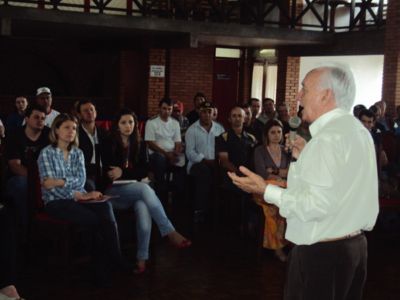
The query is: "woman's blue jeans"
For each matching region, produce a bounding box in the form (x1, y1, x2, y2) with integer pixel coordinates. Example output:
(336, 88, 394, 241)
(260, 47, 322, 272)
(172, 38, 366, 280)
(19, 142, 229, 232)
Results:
(106, 182, 175, 260)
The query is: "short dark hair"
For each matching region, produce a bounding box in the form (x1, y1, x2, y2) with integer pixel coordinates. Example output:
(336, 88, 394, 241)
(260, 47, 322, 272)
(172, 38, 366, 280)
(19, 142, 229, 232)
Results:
(240, 103, 250, 109)
(25, 104, 46, 118)
(76, 99, 95, 113)
(358, 109, 376, 121)
(159, 98, 173, 107)
(263, 98, 274, 105)
(248, 98, 260, 106)
(193, 92, 206, 101)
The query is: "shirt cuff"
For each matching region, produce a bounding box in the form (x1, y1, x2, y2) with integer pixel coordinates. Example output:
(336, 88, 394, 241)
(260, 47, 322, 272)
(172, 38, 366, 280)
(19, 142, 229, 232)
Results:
(264, 184, 283, 206)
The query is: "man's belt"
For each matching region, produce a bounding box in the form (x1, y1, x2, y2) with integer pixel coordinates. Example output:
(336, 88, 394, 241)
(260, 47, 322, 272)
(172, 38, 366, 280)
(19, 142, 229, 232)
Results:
(320, 230, 362, 243)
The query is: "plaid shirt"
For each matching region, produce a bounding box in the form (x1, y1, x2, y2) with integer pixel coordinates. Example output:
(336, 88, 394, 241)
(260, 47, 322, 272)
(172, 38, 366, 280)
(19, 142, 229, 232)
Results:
(38, 145, 86, 204)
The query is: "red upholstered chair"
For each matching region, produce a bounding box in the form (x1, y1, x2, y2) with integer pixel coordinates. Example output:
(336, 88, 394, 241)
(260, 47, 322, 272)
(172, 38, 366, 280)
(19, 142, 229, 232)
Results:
(27, 160, 73, 268)
(95, 120, 112, 131)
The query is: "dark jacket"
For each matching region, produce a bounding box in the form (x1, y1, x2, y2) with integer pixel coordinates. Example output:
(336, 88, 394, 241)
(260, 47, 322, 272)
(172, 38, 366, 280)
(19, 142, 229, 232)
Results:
(78, 125, 109, 171)
(102, 135, 149, 186)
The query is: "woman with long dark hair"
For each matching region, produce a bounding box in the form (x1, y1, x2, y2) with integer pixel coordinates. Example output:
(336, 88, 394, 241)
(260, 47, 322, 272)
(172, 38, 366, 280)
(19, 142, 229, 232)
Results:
(103, 108, 191, 274)
(253, 119, 290, 262)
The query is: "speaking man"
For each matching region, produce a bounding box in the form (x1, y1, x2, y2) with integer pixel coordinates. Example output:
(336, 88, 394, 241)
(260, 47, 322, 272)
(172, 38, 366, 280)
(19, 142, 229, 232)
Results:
(228, 64, 379, 300)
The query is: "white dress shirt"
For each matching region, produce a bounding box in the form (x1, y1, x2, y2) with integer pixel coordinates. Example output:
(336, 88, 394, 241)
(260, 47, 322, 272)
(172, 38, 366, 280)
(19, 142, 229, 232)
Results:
(185, 120, 225, 173)
(81, 125, 99, 165)
(264, 108, 379, 245)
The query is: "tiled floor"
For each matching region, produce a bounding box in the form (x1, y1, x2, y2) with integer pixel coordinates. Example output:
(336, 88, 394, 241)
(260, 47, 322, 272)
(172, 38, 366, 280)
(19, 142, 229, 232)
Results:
(15, 210, 400, 300)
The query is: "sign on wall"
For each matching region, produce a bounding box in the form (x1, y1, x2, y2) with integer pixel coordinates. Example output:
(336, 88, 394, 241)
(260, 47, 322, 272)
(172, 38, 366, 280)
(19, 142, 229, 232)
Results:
(150, 65, 165, 78)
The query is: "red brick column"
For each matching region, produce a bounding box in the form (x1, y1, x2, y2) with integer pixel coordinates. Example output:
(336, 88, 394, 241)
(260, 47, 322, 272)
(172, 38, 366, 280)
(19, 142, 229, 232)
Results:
(147, 49, 166, 117)
(277, 53, 300, 115)
(169, 47, 214, 114)
(382, 0, 400, 115)
(239, 48, 253, 103)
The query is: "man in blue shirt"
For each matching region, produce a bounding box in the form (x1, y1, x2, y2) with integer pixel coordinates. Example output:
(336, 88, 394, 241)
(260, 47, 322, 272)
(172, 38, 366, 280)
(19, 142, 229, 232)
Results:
(185, 101, 224, 223)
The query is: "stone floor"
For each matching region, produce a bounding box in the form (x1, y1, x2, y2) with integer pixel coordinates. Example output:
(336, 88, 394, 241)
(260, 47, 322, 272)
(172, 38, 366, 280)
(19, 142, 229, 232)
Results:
(15, 209, 400, 300)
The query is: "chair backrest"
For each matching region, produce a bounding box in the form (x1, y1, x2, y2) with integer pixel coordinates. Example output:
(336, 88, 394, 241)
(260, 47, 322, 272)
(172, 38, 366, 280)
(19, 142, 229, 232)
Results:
(95, 120, 112, 131)
(27, 159, 44, 211)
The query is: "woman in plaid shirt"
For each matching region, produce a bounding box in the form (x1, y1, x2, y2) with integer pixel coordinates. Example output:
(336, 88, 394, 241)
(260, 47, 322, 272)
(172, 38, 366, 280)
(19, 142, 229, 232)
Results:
(38, 113, 129, 286)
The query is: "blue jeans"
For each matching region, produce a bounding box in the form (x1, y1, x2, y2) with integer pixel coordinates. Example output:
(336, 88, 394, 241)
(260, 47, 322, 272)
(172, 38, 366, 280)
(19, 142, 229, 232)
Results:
(105, 182, 175, 260)
(6, 176, 28, 226)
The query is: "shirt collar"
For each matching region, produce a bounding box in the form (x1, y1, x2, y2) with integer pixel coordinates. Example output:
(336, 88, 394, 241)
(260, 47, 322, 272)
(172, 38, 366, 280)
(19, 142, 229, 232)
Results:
(195, 120, 216, 132)
(309, 108, 348, 137)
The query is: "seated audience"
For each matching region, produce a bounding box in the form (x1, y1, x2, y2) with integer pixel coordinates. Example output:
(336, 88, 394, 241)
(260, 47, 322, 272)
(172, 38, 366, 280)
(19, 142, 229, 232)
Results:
(369, 104, 386, 133)
(374, 100, 391, 131)
(186, 92, 206, 125)
(102, 108, 191, 274)
(257, 98, 277, 125)
(5, 104, 49, 228)
(240, 103, 252, 129)
(185, 101, 225, 223)
(246, 98, 264, 143)
(145, 98, 185, 202)
(35, 87, 59, 127)
(358, 109, 396, 197)
(248, 98, 261, 120)
(253, 120, 289, 262)
(216, 106, 257, 230)
(38, 113, 127, 286)
(216, 106, 257, 189)
(276, 102, 290, 138)
(353, 104, 367, 118)
(6, 96, 28, 130)
(172, 100, 190, 140)
(76, 100, 109, 191)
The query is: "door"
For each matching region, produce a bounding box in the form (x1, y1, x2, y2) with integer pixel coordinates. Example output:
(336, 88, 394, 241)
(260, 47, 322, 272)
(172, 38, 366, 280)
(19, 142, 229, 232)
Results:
(212, 57, 240, 127)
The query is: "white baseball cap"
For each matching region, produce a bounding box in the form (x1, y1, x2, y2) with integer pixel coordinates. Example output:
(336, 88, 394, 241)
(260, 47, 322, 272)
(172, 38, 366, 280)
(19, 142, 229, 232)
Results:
(36, 87, 51, 96)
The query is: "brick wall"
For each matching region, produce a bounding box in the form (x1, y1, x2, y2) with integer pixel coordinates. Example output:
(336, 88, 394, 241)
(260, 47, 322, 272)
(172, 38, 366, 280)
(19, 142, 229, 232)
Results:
(382, 0, 400, 116)
(277, 53, 300, 115)
(147, 49, 166, 117)
(169, 47, 214, 114)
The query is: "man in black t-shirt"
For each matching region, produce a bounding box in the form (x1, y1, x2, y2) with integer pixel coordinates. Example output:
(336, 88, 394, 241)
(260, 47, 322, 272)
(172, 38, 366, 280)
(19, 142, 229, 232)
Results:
(216, 106, 257, 191)
(5, 104, 49, 226)
(186, 92, 206, 125)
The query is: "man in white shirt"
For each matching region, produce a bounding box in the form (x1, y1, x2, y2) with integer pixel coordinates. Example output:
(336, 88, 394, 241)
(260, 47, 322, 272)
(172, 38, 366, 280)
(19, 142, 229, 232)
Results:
(257, 97, 277, 125)
(228, 64, 379, 300)
(145, 98, 184, 202)
(185, 101, 224, 222)
(35, 87, 60, 127)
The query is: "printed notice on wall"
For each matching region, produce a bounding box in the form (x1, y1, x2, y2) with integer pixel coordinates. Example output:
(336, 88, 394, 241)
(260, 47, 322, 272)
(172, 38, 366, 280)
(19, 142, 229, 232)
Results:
(150, 65, 165, 78)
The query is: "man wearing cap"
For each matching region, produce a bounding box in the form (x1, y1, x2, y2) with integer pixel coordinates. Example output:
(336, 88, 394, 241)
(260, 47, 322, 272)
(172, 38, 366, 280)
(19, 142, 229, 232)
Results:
(35, 87, 60, 127)
(185, 101, 225, 222)
(186, 92, 206, 125)
(171, 100, 190, 140)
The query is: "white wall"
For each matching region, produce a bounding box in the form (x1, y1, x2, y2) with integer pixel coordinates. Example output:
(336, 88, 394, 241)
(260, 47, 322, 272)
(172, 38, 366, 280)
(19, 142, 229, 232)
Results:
(299, 55, 384, 109)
